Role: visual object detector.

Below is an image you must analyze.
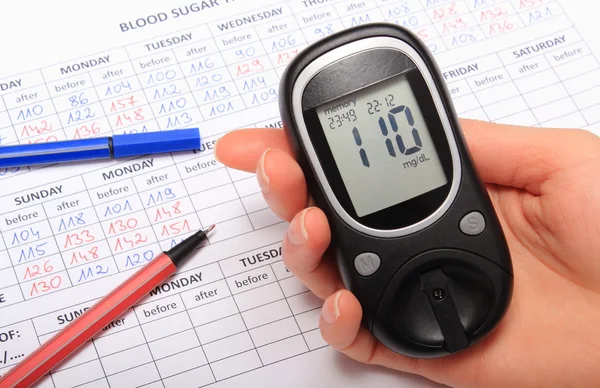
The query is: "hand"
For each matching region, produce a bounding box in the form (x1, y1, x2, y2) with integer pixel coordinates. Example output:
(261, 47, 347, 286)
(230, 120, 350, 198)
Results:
(214, 119, 600, 387)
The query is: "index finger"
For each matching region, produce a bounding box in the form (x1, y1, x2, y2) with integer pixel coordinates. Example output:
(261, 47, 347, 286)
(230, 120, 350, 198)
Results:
(214, 128, 292, 172)
(215, 120, 600, 196)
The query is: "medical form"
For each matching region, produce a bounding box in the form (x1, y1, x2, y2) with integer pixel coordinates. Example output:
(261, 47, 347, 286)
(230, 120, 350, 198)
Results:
(0, 0, 599, 387)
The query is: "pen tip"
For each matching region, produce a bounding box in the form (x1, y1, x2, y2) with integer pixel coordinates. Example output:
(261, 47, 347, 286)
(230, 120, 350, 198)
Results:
(204, 224, 216, 233)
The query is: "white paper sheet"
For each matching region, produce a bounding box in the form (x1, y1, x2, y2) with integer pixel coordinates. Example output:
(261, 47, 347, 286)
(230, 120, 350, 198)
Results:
(0, 0, 599, 387)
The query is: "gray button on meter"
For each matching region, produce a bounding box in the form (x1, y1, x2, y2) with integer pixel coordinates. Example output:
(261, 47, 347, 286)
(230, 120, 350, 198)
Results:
(459, 211, 486, 235)
(354, 252, 381, 276)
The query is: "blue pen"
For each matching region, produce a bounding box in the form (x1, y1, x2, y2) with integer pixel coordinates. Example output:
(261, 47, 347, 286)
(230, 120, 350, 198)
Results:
(0, 128, 202, 168)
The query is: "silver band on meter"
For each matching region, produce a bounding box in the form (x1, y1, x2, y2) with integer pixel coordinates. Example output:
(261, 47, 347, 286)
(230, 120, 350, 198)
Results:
(291, 36, 462, 238)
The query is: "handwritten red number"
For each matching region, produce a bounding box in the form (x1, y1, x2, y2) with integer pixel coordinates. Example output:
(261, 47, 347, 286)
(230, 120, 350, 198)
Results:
(488, 19, 514, 35)
(432, 2, 457, 21)
(114, 108, 145, 128)
(72, 122, 101, 139)
(113, 233, 149, 252)
(442, 18, 467, 33)
(29, 275, 62, 297)
(160, 219, 191, 237)
(69, 245, 100, 265)
(236, 60, 264, 76)
(480, 7, 508, 22)
(109, 95, 139, 112)
(23, 260, 54, 280)
(63, 230, 95, 249)
(153, 201, 181, 222)
(20, 120, 53, 138)
(107, 218, 139, 236)
(277, 49, 299, 65)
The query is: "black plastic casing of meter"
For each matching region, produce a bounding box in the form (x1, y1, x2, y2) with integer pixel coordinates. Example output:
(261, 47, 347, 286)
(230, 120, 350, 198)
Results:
(278, 23, 513, 358)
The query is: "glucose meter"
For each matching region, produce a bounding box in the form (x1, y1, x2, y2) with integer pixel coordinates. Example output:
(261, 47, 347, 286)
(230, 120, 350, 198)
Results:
(278, 23, 513, 358)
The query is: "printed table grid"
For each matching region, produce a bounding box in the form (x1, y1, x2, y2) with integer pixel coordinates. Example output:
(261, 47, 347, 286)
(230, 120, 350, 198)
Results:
(1, 0, 600, 387)
(0, 242, 325, 388)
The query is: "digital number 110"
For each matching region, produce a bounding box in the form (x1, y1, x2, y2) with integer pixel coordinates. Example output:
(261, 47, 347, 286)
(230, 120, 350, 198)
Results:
(352, 103, 423, 168)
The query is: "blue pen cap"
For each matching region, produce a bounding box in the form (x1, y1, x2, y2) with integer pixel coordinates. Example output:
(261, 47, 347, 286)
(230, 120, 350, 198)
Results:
(111, 128, 201, 158)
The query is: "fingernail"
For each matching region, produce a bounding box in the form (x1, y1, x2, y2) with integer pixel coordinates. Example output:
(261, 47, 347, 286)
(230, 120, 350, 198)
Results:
(257, 148, 271, 194)
(322, 290, 342, 324)
(288, 208, 309, 245)
(213, 137, 221, 163)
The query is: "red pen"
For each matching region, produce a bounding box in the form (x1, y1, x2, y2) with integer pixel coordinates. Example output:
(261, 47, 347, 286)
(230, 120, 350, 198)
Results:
(0, 225, 215, 388)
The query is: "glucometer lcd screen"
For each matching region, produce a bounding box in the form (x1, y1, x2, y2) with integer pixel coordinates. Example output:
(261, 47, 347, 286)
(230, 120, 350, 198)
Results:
(315, 74, 448, 217)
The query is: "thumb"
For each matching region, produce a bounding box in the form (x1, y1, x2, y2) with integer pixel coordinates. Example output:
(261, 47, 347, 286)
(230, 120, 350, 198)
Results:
(460, 119, 600, 195)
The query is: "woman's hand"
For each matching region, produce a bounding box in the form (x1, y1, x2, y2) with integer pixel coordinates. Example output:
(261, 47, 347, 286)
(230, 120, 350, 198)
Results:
(214, 119, 600, 387)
